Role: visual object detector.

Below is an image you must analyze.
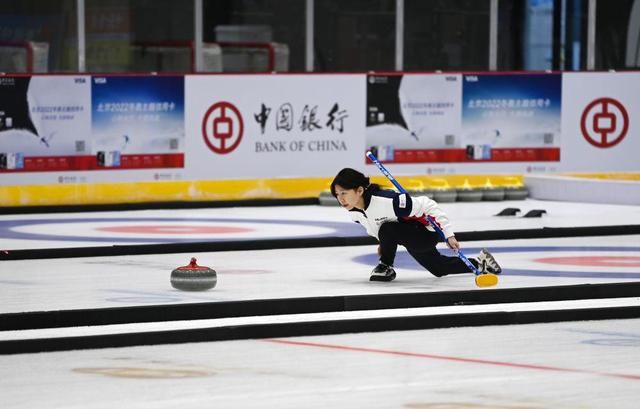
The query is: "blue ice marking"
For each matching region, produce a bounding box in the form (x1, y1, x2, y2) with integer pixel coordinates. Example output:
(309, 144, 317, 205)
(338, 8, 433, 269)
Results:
(352, 246, 640, 279)
(0, 217, 364, 243)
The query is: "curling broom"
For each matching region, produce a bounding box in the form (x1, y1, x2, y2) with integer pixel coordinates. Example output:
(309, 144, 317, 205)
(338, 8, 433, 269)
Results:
(366, 150, 498, 288)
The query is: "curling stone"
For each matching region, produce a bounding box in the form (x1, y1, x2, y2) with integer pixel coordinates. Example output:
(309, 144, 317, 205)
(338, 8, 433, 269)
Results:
(479, 178, 505, 201)
(407, 189, 435, 199)
(318, 190, 339, 206)
(481, 187, 505, 201)
(504, 186, 529, 200)
(456, 188, 483, 202)
(170, 257, 217, 291)
(432, 189, 457, 202)
(455, 179, 482, 202)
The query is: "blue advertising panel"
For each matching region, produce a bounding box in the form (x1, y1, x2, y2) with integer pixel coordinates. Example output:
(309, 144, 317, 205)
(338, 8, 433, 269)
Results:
(91, 75, 185, 168)
(462, 73, 561, 161)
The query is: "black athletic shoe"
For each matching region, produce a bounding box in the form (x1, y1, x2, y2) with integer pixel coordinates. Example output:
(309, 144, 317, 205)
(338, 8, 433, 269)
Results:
(370, 262, 396, 282)
(477, 248, 502, 275)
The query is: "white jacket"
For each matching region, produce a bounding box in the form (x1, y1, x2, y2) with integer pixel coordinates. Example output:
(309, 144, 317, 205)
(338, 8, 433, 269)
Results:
(348, 189, 454, 240)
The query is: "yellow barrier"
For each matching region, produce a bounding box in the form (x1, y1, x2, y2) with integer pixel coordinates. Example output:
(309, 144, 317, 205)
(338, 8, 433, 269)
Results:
(0, 174, 525, 207)
(564, 173, 640, 182)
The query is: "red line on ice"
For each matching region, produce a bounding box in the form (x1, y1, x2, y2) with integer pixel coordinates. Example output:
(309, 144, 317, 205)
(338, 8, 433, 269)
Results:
(263, 339, 640, 381)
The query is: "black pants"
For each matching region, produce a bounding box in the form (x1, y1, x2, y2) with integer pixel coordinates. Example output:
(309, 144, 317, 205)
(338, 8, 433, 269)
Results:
(378, 221, 476, 277)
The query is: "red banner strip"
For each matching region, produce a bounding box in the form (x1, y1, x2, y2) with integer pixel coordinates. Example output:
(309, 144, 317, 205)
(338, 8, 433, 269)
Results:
(374, 148, 560, 164)
(0, 153, 184, 173)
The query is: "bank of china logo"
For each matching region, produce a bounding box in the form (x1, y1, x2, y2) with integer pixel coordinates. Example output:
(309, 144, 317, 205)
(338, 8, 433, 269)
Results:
(202, 101, 244, 154)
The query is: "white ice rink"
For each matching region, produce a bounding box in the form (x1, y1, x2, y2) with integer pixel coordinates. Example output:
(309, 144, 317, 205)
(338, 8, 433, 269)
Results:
(1, 320, 639, 409)
(1, 199, 639, 408)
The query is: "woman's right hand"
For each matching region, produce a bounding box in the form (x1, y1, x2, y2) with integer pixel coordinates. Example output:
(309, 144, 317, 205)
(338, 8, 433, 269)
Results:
(447, 236, 461, 252)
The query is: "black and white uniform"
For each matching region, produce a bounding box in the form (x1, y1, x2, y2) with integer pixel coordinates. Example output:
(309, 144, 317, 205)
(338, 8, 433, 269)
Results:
(348, 188, 475, 277)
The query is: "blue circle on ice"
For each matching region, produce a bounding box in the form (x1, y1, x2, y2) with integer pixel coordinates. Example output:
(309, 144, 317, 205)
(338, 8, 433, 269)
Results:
(0, 217, 364, 243)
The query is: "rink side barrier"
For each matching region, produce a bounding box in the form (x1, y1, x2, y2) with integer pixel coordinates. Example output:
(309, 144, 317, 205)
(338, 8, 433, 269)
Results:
(0, 174, 525, 210)
(4, 172, 638, 210)
(2, 224, 640, 261)
(526, 172, 640, 205)
(0, 177, 331, 208)
(2, 281, 639, 331)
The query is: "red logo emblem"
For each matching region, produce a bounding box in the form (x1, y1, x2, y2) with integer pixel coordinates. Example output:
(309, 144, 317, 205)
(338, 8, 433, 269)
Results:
(580, 97, 629, 148)
(202, 102, 244, 154)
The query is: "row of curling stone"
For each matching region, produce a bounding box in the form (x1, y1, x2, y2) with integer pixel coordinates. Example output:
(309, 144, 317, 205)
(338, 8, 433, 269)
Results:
(319, 177, 528, 205)
(171, 257, 217, 291)
(451, 178, 529, 202)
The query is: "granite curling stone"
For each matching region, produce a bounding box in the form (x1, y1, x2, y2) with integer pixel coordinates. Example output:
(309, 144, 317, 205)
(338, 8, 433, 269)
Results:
(170, 257, 217, 291)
